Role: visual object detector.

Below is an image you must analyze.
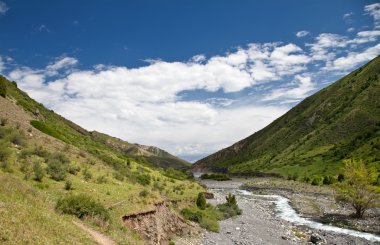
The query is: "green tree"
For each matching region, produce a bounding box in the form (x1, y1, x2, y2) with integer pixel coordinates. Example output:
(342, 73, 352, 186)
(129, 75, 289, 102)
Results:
(336, 159, 379, 218)
(196, 193, 206, 210)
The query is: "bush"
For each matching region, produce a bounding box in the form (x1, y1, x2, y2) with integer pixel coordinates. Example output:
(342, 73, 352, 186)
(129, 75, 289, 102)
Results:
(33, 161, 45, 182)
(0, 118, 8, 126)
(47, 160, 66, 181)
(64, 180, 73, 190)
(217, 193, 242, 219)
(8, 132, 26, 147)
(180, 206, 222, 232)
(0, 77, 7, 98)
(67, 164, 81, 175)
(323, 176, 333, 185)
(139, 190, 149, 197)
(200, 173, 231, 181)
(96, 175, 107, 184)
(0, 141, 11, 162)
(337, 173, 345, 182)
(311, 177, 322, 186)
(82, 168, 92, 181)
(55, 194, 109, 222)
(135, 173, 151, 186)
(181, 208, 202, 222)
(336, 159, 379, 218)
(196, 193, 206, 210)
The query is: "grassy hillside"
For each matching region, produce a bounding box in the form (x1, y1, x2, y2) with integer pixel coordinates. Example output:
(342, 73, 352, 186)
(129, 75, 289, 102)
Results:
(193, 56, 380, 180)
(0, 75, 203, 244)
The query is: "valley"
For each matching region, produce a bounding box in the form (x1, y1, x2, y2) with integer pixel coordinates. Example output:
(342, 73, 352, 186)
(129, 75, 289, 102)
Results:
(176, 177, 380, 245)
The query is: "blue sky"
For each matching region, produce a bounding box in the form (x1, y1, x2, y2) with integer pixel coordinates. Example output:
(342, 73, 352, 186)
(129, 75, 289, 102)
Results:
(0, 1, 379, 162)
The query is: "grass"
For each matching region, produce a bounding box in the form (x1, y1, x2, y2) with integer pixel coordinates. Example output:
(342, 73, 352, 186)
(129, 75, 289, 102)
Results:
(0, 174, 96, 245)
(0, 111, 204, 244)
(181, 205, 223, 232)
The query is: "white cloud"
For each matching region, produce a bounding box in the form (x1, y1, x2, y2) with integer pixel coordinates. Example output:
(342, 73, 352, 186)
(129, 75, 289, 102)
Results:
(347, 27, 355, 32)
(263, 75, 315, 101)
(326, 43, 380, 71)
(296, 31, 309, 38)
(343, 12, 354, 19)
(4, 3, 380, 161)
(0, 1, 8, 15)
(0, 56, 4, 72)
(365, 3, 380, 29)
(38, 24, 50, 33)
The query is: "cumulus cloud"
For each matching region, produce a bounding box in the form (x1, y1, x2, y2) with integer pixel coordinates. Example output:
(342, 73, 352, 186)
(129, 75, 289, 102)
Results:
(263, 75, 315, 102)
(4, 3, 380, 161)
(0, 1, 8, 15)
(296, 31, 309, 38)
(326, 43, 380, 71)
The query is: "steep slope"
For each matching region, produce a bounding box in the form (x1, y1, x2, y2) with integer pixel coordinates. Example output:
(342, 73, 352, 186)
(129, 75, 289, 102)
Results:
(193, 56, 380, 178)
(90, 131, 190, 169)
(0, 75, 202, 244)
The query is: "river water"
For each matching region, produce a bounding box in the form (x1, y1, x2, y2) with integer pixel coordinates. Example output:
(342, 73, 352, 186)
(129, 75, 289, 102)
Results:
(236, 189, 380, 243)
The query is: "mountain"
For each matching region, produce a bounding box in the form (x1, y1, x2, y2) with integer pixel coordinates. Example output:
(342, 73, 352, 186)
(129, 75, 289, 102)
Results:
(193, 56, 380, 179)
(0, 75, 200, 244)
(89, 131, 190, 169)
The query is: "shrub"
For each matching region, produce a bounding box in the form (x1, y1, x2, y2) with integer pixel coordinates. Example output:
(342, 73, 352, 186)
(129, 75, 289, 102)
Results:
(82, 168, 92, 181)
(200, 173, 231, 181)
(20, 160, 31, 180)
(47, 160, 66, 181)
(33, 161, 45, 182)
(113, 172, 124, 181)
(217, 193, 242, 219)
(139, 190, 149, 197)
(0, 141, 11, 162)
(181, 208, 202, 222)
(0, 118, 8, 126)
(311, 177, 322, 186)
(336, 159, 379, 218)
(135, 173, 151, 186)
(55, 194, 109, 222)
(8, 131, 27, 147)
(96, 175, 107, 184)
(0, 77, 7, 98)
(337, 173, 345, 182)
(67, 164, 81, 175)
(323, 176, 333, 185)
(196, 193, 206, 210)
(64, 180, 73, 190)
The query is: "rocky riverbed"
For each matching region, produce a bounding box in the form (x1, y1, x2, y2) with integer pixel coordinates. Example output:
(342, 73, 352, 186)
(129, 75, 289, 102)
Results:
(175, 178, 379, 245)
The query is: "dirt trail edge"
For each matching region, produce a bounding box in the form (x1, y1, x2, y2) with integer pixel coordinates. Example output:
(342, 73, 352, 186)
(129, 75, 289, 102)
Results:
(73, 221, 117, 245)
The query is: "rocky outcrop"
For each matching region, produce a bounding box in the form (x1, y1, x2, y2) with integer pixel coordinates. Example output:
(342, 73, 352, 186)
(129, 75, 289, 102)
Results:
(122, 202, 188, 245)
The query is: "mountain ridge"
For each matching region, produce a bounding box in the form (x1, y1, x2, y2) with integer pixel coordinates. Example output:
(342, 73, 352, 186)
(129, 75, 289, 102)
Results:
(193, 56, 380, 179)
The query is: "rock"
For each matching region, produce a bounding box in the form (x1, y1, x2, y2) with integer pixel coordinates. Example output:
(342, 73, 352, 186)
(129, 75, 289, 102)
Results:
(310, 233, 326, 244)
(281, 235, 289, 240)
(201, 192, 214, 199)
(235, 227, 240, 231)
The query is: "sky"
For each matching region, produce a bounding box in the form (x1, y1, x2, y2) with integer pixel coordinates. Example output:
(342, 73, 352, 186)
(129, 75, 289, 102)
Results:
(0, 1, 379, 162)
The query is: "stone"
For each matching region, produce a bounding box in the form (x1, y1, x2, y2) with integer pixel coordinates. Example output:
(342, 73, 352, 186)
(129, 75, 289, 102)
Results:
(310, 233, 326, 244)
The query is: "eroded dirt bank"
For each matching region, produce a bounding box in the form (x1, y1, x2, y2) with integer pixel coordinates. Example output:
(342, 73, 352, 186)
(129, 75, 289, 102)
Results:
(122, 201, 189, 245)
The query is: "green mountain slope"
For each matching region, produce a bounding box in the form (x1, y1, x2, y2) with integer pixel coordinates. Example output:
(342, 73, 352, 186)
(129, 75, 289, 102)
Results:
(193, 56, 380, 179)
(0, 75, 201, 244)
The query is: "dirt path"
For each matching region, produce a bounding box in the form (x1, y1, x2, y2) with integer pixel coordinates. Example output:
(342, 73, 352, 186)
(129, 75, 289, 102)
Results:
(73, 221, 117, 245)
